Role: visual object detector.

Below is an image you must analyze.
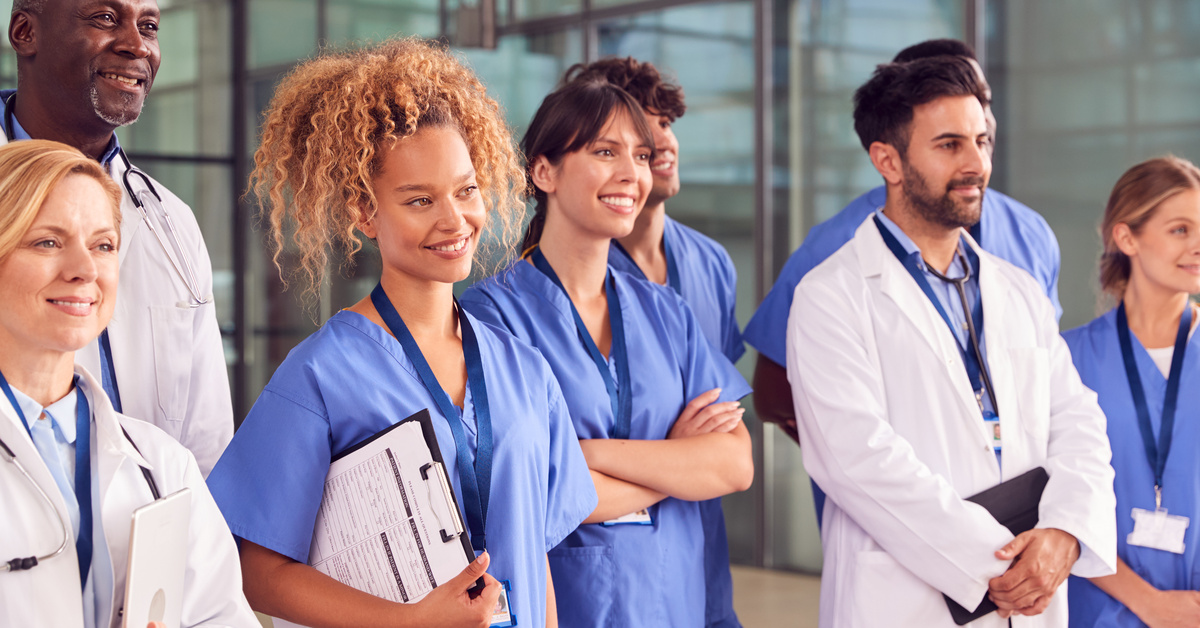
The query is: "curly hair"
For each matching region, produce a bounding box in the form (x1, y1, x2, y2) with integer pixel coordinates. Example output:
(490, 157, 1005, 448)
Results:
(249, 37, 525, 304)
(563, 57, 687, 121)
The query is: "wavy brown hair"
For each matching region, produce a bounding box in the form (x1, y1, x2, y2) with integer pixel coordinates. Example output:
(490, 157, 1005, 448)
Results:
(249, 38, 525, 303)
(1100, 155, 1200, 299)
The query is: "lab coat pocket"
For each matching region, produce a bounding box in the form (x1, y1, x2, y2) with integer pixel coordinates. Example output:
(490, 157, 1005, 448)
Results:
(150, 305, 195, 429)
(548, 545, 615, 627)
(849, 550, 946, 627)
(1007, 347, 1050, 440)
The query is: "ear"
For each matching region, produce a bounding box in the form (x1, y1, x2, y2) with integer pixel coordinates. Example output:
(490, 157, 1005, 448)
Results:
(9, 11, 37, 58)
(354, 203, 378, 239)
(529, 155, 557, 196)
(869, 141, 904, 187)
(1112, 222, 1138, 257)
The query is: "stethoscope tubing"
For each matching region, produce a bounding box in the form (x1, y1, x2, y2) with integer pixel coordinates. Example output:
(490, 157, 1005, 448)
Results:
(0, 436, 71, 572)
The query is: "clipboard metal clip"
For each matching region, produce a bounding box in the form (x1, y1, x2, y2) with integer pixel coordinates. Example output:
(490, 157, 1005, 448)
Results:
(420, 461, 466, 543)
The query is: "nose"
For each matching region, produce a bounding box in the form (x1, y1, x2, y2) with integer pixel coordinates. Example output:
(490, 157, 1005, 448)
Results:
(962, 139, 990, 179)
(62, 240, 99, 283)
(614, 150, 643, 185)
(113, 18, 153, 60)
(438, 198, 469, 232)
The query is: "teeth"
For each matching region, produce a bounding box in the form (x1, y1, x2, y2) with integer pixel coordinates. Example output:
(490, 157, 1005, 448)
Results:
(651, 162, 673, 171)
(103, 73, 138, 86)
(49, 300, 91, 311)
(430, 239, 467, 252)
(600, 196, 634, 207)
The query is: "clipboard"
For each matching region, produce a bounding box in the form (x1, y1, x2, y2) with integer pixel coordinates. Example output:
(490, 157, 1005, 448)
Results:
(122, 488, 192, 628)
(308, 409, 483, 602)
(944, 466, 1050, 625)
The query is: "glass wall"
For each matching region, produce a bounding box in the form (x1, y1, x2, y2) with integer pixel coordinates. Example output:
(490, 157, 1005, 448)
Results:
(987, 0, 1200, 331)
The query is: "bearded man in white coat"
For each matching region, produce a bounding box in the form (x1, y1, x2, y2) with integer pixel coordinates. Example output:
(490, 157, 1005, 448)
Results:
(3, 0, 232, 475)
(786, 56, 1116, 627)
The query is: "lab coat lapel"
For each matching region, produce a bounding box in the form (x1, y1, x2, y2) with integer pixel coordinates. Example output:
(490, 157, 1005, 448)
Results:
(0, 399, 74, 534)
(857, 220, 986, 426)
(107, 156, 143, 267)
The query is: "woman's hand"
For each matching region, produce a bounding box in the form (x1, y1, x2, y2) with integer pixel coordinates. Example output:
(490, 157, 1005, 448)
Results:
(1136, 589, 1200, 628)
(410, 552, 502, 628)
(668, 388, 744, 439)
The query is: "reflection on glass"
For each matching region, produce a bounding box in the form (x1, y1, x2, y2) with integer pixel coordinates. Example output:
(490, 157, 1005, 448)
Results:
(462, 31, 584, 136)
(512, 0, 579, 21)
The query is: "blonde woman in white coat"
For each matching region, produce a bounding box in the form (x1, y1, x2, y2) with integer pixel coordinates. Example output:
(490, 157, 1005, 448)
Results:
(0, 140, 257, 628)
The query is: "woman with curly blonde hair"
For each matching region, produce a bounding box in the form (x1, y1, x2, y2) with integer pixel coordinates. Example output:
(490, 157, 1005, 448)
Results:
(207, 38, 597, 628)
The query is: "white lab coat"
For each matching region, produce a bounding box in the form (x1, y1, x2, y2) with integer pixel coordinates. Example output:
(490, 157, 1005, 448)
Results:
(0, 126, 234, 476)
(786, 216, 1116, 628)
(0, 367, 258, 628)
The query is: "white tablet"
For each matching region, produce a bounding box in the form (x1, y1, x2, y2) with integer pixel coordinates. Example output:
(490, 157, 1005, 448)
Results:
(122, 488, 192, 628)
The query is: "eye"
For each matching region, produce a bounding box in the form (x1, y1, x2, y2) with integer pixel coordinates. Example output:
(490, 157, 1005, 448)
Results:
(659, 119, 672, 130)
(939, 140, 957, 150)
(408, 197, 433, 207)
(97, 242, 117, 253)
(459, 185, 478, 198)
(93, 12, 117, 24)
(1171, 225, 1188, 235)
(636, 152, 651, 162)
(33, 238, 58, 249)
(139, 20, 159, 35)
(595, 148, 614, 157)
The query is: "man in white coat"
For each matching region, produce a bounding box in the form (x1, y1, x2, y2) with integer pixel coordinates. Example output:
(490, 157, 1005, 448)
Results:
(786, 56, 1116, 626)
(3, 0, 233, 475)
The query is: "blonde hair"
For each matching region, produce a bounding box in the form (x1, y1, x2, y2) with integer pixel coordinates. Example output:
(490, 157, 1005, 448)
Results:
(1100, 155, 1200, 298)
(249, 37, 525, 304)
(0, 139, 122, 261)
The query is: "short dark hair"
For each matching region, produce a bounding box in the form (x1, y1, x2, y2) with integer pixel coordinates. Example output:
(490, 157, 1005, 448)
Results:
(852, 55, 988, 153)
(563, 57, 687, 122)
(893, 39, 976, 63)
(519, 79, 655, 249)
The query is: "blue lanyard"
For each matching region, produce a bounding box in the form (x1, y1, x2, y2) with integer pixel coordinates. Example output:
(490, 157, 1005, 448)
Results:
(611, 234, 682, 294)
(529, 247, 633, 439)
(369, 284, 492, 552)
(98, 330, 122, 413)
(874, 216, 992, 406)
(1116, 301, 1192, 504)
(0, 370, 93, 587)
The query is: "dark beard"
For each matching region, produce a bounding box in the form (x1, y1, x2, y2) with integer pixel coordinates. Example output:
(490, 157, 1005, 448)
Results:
(901, 158, 985, 230)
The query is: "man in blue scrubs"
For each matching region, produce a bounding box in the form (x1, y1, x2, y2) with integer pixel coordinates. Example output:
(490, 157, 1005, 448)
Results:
(564, 58, 746, 628)
(744, 40, 1061, 524)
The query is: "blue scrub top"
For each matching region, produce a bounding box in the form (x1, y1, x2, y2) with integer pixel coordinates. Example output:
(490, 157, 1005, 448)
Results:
(1064, 309, 1200, 628)
(206, 310, 597, 628)
(608, 216, 745, 364)
(607, 216, 746, 628)
(461, 260, 752, 628)
(743, 185, 1062, 368)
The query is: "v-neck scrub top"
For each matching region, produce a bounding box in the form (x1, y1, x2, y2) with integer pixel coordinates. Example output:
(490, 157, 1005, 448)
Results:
(1063, 308, 1200, 628)
(207, 309, 597, 628)
(461, 261, 752, 628)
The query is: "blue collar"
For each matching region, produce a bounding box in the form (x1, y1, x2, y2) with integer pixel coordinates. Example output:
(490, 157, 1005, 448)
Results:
(2, 89, 122, 166)
(9, 386, 79, 445)
(875, 209, 971, 279)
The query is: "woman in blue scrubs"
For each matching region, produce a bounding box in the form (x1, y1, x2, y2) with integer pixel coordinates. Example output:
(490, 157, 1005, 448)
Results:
(206, 40, 597, 628)
(460, 79, 754, 628)
(1064, 156, 1200, 627)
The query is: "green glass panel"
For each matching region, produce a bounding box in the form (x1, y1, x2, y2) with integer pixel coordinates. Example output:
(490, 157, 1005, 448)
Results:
(326, 0, 440, 46)
(249, 0, 318, 69)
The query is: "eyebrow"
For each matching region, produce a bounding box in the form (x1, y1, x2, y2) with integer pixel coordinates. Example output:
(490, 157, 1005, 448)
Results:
(26, 225, 118, 237)
(391, 169, 476, 194)
(930, 132, 988, 142)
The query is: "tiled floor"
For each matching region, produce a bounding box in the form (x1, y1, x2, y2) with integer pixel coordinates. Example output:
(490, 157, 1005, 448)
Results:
(731, 565, 820, 628)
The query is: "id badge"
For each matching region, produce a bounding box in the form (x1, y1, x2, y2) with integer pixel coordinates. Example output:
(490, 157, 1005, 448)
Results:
(1128, 507, 1188, 554)
(601, 508, 653, 526)
(983, 411, 1001, 453)
(491, 580, 517, 627)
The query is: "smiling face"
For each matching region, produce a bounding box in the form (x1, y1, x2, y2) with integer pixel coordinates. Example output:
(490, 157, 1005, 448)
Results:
(25, 0, 161, 131)
(896, 94, 992, 230)
(535, 110, 653, 242)
(361, 125, 485, 287)
(1118, 188, 1200, 298)
(0, 174, 119, 362)
(643, 109, 680, 207)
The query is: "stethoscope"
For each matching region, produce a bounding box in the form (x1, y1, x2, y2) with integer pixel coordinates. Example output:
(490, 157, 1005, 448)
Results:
(3, 93, 211, 308)
(0, 415, 160, 573)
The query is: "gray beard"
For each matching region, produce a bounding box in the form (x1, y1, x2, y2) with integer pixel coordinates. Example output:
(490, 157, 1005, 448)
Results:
(89, 84, 143, 128)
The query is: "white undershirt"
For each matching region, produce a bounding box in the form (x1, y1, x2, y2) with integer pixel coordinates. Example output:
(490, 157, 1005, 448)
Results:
(1144, 306, 1199, 377)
